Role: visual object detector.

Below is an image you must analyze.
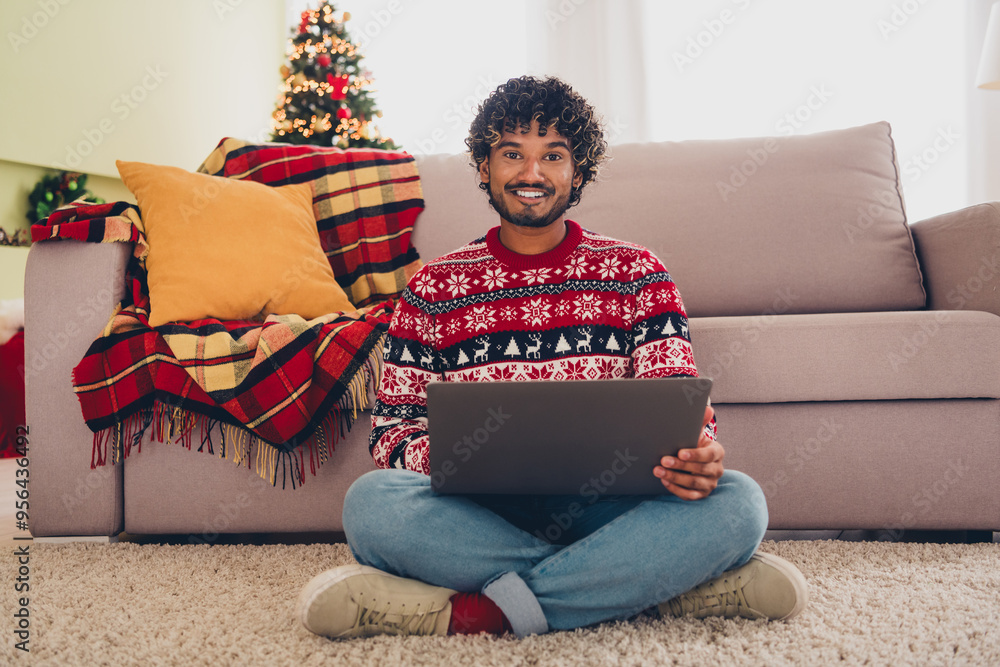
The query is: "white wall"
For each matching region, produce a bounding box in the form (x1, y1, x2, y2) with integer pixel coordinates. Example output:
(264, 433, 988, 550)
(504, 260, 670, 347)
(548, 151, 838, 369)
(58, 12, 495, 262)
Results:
(0, 0, 285, 177)
(0, 1, 986, 236)
(968, 0, 1000, 205)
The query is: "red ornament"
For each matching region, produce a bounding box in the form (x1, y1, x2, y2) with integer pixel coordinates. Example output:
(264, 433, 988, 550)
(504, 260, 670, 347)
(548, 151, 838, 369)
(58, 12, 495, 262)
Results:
(317, 54, 331, 68)
(337, 106, 352, 120)
(298, 10, 311, 33)
(327, 74, 350, 100)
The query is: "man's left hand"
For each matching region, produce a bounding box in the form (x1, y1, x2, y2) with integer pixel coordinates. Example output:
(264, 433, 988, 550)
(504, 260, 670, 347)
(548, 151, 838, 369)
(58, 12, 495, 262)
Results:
(653, 405, 725, 500)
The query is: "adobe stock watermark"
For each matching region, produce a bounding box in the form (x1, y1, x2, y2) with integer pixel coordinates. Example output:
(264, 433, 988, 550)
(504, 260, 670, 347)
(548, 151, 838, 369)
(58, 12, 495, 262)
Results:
(430, 406, 512, 489)
(843, 126, 958, 244)
(774, 84, 834, 136)
(716, 84, 833, 201)
(187, 488, 259, 545)
(683, 287, 800, 405)
(409, 74, 504, 156)
(19, 265, 126, 382)
(353, 0, 404, 50)
(887, 251, 1000, 371)
(53, 65, 169, 170)
(945, 251, 1000, 310)
(604, 116, 630, 145)
(177, 172, 238, 224)
(59, 460, 116, 515)
(886, 311, 950, 373)
(546, 0, 588, 30)
(7, 0, 73, 54)
(213, 0, 245, 20)
(842, 187, 900, 244)
(673, 0, 754, 74)
(716, 139, 779, 203)
(877, 0, 932, 40)
(899, 126, 959, 185)
(755, 416, 845, 500)
(265, 247, 343, 312)
(533, 447, 640, 544)
(880, 458, 970, 542)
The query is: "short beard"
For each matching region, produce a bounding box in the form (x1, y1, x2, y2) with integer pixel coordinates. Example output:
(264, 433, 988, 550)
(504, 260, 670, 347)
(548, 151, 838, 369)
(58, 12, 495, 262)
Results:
(486, 183, 573, 229)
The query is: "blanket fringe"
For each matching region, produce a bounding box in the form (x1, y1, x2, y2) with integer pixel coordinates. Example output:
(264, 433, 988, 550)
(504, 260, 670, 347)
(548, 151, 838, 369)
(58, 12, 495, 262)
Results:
(87, 341, 385, 489)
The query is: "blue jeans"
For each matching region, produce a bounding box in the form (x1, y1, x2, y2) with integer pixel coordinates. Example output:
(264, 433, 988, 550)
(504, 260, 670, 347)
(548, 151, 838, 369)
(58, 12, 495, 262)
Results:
(342, 469, 767, 636)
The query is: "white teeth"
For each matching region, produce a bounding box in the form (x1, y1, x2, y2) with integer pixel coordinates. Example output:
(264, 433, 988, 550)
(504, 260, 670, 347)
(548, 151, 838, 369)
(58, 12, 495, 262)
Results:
(515, 191, 545, 198)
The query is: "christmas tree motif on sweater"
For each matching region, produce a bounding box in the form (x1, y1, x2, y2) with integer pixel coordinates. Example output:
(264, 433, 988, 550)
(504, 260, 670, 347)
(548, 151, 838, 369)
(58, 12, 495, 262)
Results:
(504, 337, 521, 357)
(605, 332, 621, 352)
(554, 334, 572, 354)
(399, 345, 415, 364)
(662, 320, 677, 336)
(455, 348, 470, 366)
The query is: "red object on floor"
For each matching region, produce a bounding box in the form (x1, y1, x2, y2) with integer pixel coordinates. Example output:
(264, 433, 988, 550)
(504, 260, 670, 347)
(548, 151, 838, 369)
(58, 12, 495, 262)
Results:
(447, 592, 513, 636)
(0, 330, 26, 458)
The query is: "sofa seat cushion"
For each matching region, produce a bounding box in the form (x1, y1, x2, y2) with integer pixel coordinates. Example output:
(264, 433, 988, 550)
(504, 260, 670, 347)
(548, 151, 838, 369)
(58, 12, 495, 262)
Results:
(689, 311, 1000, 403)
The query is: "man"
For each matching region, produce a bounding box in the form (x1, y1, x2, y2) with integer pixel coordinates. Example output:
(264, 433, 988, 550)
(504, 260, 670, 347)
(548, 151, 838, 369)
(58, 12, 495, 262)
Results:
(296, 76, 808, 639)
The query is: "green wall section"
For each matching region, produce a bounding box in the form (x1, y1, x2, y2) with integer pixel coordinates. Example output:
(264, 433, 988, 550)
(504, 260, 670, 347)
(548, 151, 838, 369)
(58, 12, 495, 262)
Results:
(0, 247, 30, 301)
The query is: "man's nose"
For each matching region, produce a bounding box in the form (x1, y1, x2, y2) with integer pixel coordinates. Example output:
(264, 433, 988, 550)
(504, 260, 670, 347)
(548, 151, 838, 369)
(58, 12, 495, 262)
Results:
(517, 157, 545, 182)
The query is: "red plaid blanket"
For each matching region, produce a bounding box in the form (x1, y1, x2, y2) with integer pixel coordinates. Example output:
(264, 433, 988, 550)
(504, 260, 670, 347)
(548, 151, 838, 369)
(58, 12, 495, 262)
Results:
(33, 145, 423, 488)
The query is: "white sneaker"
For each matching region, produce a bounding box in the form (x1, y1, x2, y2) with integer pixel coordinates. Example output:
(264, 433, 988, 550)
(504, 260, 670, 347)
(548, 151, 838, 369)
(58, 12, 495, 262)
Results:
(659, 552, 808, 621)
(297, 564, 458, 639)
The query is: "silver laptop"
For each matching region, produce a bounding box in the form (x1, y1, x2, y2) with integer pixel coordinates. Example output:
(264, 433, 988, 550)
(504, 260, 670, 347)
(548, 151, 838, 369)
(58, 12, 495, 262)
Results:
(426, 377, 712, 495)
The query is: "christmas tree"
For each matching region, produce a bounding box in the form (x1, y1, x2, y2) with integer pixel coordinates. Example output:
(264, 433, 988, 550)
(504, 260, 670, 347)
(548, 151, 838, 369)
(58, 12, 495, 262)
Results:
(271, 2, 398, 149)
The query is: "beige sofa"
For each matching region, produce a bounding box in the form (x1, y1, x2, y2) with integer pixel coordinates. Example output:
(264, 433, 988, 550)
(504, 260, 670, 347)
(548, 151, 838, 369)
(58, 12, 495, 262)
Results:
(25, 121, 1000, 540)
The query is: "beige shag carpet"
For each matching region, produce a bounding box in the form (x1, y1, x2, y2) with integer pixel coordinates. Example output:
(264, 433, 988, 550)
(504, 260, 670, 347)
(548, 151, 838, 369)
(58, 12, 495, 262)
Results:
(2, 538, 998, 666)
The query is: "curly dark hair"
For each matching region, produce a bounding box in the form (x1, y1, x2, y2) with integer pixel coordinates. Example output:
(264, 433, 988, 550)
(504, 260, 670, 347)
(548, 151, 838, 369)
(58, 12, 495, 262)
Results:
(466, 76, 607, 208)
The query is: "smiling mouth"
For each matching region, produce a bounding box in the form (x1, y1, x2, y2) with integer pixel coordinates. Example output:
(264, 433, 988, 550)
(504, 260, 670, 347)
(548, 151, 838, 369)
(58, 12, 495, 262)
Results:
(508, 186, 553, 202)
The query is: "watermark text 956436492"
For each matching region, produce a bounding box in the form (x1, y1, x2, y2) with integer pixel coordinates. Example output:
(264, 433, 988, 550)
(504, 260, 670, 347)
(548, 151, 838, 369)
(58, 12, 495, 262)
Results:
(12, 425, 32, 653)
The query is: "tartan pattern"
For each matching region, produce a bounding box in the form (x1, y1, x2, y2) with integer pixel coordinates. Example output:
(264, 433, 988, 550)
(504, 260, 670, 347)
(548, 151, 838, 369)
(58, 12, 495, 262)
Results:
(198, 138, 423, 308)
(31, 153, 417, 486)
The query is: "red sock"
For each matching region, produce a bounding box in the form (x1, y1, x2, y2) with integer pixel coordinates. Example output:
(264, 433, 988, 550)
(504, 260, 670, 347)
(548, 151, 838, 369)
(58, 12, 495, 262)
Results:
(447, 592, 513, 635)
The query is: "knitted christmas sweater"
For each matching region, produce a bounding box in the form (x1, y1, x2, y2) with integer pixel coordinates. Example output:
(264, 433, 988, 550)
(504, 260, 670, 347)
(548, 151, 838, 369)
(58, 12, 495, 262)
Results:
(370, 220, 714, 473)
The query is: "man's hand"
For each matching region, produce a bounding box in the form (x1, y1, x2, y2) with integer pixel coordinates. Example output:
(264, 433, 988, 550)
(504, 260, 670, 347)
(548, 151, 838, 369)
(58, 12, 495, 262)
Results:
(653, 405, 724, 500)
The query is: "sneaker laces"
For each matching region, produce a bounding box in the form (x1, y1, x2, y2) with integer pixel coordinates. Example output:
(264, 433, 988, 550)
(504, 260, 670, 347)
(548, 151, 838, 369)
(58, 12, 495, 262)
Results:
(666, 573, 759, 619)
(352, 593, 447, 636)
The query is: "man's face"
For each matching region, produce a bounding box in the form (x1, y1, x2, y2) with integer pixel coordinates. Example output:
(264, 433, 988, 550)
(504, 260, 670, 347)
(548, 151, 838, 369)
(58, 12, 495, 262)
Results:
(479, 120, 583, 230)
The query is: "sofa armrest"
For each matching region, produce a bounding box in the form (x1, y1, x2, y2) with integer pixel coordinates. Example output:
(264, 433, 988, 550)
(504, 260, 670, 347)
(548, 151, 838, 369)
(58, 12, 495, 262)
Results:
(24, 240, 131, 537)
(910, 202, 1000, 315)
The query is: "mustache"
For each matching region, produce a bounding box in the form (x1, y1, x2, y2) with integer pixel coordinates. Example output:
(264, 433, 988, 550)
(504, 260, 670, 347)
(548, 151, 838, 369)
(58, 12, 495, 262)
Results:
(506, 183, 555, 195)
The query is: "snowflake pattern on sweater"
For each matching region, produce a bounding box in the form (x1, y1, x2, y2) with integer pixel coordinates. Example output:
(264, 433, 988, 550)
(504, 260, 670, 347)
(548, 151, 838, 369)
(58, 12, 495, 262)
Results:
(370, 220, 714, 473)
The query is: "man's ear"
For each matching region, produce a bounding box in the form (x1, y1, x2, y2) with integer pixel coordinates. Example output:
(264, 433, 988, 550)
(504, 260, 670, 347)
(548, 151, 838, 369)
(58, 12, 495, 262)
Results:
(572, 169, 583, 189)
(479, 158, 490, 184)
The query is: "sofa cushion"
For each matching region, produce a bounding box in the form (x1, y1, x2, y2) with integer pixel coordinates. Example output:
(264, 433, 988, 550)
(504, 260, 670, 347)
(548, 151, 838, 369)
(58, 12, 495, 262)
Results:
(689, 311, 1000, 403)
(197, 138, 424, 308)
(411, 153, 497, 263)
(571, 122, 926, 317)
(117, 160, 354, 327)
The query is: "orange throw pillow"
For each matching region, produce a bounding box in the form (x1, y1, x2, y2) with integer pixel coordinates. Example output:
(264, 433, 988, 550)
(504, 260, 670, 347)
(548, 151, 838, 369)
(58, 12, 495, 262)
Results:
(116, 160, 354, 327)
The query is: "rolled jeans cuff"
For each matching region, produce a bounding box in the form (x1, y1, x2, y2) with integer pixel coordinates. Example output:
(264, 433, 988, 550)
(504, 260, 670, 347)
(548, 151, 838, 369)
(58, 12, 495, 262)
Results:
(482, 571, 549, 638)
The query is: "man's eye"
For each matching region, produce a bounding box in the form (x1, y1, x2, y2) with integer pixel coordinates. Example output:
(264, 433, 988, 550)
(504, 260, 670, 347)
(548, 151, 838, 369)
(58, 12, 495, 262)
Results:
(545, 154, 563, 161)
(504, 152, 520, 159)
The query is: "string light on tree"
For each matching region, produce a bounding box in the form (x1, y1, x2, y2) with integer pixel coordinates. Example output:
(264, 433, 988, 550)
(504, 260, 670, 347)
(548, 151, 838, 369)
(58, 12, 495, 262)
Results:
(270, 1, 398, 149)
